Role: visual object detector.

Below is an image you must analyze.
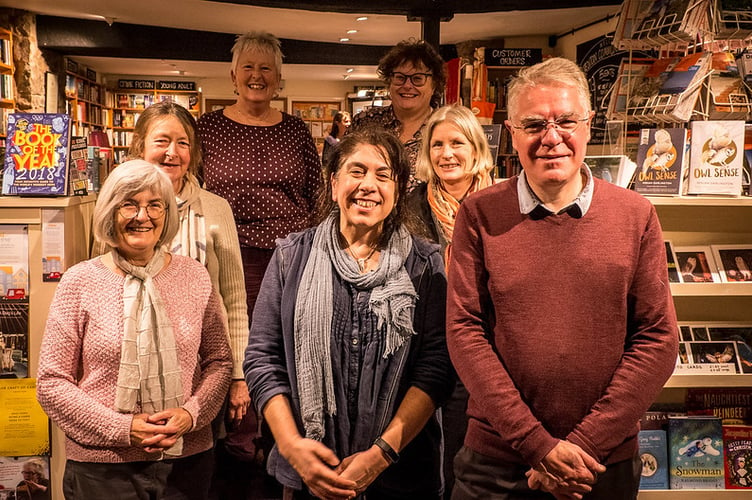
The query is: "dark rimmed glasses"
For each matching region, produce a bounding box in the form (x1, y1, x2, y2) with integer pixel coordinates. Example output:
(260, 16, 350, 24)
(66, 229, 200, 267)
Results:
(390, 72, 432, 87)
(118, 201, 166, 220)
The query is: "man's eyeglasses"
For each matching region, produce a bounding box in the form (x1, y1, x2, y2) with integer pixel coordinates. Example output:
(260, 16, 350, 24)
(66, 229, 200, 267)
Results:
(390, 72, 432, 87)
(512, 116, 590, 138)
(118, 201, 166, 220)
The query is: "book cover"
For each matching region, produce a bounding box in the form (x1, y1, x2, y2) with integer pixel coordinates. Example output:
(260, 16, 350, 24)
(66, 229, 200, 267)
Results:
(68, 136, 88, 196)
(668, 416, 724, 489)
(634, 128, 688, 195)
(686, 388, 752, 425)
(584, 155, 636, 188)
(688, 120, 746, 196)
(2, 113, 72, 196)
(723, 425, 752, 489)
(639, 429, 669, 489)
(0, 456, 51, 497)
(0, 301, 29, 378)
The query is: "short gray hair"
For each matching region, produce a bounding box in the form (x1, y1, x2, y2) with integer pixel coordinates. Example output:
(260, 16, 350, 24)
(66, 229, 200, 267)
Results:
(506, 57, 591, 122)
(231, 31, 283, 76)
(93, 159, 179, 249)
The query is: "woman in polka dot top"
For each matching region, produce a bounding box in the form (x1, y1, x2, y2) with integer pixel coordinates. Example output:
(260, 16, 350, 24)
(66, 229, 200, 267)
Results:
(196, 30, 321, 492)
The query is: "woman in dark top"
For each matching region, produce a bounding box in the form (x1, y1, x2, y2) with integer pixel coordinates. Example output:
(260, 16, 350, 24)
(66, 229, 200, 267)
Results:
(322, 111, 351, 167)
(245, 128, 454, 499)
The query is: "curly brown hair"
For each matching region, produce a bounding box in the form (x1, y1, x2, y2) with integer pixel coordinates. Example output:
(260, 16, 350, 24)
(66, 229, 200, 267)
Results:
(378, 39, 446, 108)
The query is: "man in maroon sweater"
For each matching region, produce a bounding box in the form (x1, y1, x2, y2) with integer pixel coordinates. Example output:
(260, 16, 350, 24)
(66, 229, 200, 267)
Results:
(446, 58, 678, 500)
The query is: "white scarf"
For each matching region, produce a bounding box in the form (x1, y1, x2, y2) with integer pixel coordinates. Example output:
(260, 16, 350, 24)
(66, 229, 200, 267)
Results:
(113, 248, 184, 457)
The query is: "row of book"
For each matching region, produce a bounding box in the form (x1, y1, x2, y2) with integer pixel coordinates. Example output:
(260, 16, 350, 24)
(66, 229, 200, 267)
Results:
(0, 36, 12, 67)
(614, 0, 752, 50)
(116, 93, 156, 110)
(112, 110, 141, 129)
(64, 74, 104, 104)
(639, 417, 750, 489)
(0, 73, 13, 101)
(590, 121, 751, 197)
(111, 130, 134, 148)
(639, 388, 752, 490)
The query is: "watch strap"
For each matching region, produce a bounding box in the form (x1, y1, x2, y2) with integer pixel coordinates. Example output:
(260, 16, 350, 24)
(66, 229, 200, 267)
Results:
(373, 437, 399, 464)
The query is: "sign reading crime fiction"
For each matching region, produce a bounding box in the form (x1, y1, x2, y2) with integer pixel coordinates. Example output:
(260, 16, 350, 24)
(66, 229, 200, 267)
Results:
(1, 113, 72, 196)
(158, 80, 196, 91)
(118, 79, 156, 90)
(484, 48, 542, 67)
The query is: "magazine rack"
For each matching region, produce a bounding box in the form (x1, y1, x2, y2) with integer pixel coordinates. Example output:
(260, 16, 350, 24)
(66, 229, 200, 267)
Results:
(625, 70, 712, 125)
(706, 76, 752, 120)
(617, 0, 714, 50)
(715, 9, 752, 41)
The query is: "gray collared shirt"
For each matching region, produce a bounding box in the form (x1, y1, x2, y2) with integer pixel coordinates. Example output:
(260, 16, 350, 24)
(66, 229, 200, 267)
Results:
(517, 163, 594, 218)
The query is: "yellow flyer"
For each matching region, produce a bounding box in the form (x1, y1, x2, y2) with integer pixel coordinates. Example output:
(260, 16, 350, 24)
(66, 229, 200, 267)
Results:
(0, 379, 50, 456)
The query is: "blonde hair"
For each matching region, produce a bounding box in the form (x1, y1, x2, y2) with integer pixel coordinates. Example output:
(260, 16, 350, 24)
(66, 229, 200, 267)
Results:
(231, 31, 283, 77)
(506, 57, 591, 122)
(93, 159, 179, 249)
(416, 104, 495, 185)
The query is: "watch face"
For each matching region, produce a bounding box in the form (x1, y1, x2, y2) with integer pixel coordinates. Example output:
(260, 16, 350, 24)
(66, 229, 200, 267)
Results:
(640, 452, 658, 477)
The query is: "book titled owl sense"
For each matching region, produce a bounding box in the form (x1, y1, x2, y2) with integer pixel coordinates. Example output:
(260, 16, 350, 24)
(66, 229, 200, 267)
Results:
(688, 120, 745, 196)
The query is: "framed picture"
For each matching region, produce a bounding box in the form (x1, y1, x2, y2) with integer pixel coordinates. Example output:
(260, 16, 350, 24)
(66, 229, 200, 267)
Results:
(664, 240, 681, 283)
(674, 246, 719, 283)
(270, 97, 287, 112)
(204, 98, 235, 113)
(705, 324, 752, 373)
(687, 341, 741, 372)
(710, 244, 752, 283)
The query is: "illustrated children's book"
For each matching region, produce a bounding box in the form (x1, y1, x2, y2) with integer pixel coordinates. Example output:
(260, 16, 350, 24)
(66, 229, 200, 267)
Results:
(688, 120, 746, 196)
(1, 113, 72, 196)
(723, 425, 752, 489)
(668, 416, 724, 489)
(634, 128, 689, 195)
(639, 429, 669, 489)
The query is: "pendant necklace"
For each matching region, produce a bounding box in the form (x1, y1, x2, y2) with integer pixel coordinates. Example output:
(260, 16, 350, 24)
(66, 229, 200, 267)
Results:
(347, 245, 377, 273)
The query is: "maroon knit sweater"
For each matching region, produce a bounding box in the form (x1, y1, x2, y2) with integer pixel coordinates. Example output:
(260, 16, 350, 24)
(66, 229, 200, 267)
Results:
(446, 177, 678, 468)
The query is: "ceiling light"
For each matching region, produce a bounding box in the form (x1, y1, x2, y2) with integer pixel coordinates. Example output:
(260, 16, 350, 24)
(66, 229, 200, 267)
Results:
(356, 17, 368, 21)
(340, 37, 350, 42)
(343, 75, 350, 80)
(347, 30, 357, 34)
(346, 68, 354, 73)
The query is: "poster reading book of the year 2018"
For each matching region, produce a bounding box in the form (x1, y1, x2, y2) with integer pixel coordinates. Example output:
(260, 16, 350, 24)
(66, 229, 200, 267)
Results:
(1, 113, 71, 196)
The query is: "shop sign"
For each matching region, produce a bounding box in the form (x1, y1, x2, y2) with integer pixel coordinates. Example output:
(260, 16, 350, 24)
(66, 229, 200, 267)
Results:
(484, 48, 542, 67)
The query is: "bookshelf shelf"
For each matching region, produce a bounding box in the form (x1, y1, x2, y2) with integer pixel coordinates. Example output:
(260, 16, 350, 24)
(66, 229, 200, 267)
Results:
(665, 374, 752, 389)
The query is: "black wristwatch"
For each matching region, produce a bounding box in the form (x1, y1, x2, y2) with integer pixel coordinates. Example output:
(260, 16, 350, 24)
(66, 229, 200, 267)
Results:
(373, 437, 400, 464)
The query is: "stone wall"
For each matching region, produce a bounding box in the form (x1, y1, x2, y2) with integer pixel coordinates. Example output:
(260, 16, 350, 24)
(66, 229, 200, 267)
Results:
(0, 8, 65, 112)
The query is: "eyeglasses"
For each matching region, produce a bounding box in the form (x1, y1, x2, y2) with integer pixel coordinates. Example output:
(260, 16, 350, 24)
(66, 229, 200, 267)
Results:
(390, 72, 432, 87)
(512, 116, 590, 138)
(118, 201, 166, 220)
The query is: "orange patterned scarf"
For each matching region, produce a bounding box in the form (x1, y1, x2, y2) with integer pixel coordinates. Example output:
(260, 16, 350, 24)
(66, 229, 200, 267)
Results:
(427, 171, 492, 266)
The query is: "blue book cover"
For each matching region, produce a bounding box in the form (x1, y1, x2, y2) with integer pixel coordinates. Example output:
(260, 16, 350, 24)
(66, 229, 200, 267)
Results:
(639, 429, 669, 489)
(2, 113, 71, 196)
(668, 416, 724, 489)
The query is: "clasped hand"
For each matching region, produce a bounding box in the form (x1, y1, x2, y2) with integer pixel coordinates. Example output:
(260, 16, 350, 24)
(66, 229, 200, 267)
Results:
(282, 436, 389, 500)
(130, 408, 193, 453)
(526, 440, 606, 500)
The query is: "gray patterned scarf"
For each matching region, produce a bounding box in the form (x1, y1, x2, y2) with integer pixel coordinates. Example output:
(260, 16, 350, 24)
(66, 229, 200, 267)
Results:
(171, 175, 206, 265)
(294, 213, 416, 440)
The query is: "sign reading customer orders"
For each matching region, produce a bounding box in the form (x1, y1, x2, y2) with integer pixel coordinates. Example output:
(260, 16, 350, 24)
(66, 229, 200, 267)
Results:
(484, 48, 542, 67)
